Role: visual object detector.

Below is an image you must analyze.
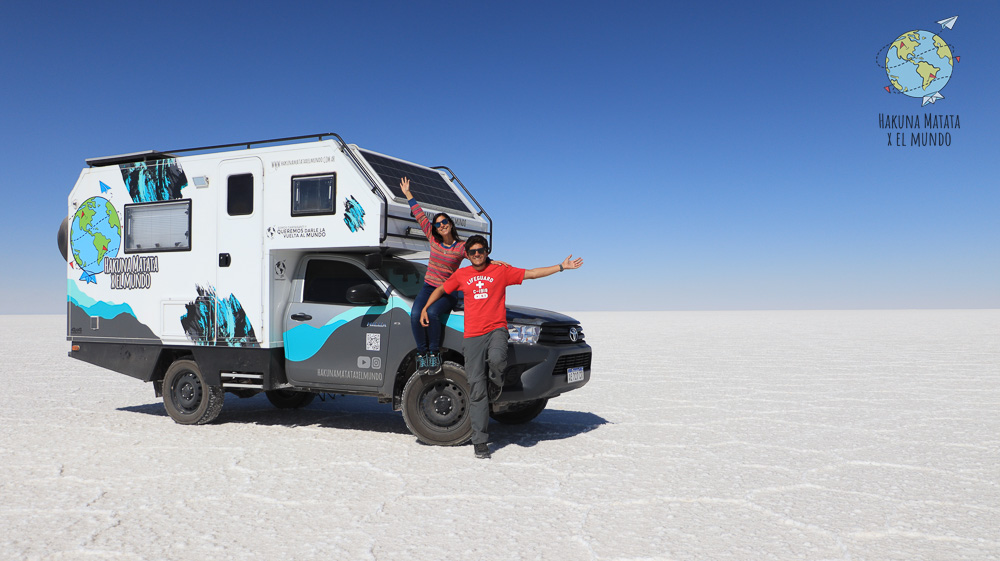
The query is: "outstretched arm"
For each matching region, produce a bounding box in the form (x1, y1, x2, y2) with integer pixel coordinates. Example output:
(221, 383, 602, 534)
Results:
(524, 255, 584, 280)
(401, 177, 434, 240)
(420, 286, 449, 326)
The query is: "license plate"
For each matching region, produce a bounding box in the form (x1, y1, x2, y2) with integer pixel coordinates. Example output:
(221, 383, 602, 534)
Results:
(567, 367, 585, 383)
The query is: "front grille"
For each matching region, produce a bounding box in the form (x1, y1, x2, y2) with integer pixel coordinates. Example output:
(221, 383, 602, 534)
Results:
(539, 324, 585, 345)
(553, 352, 592, 376)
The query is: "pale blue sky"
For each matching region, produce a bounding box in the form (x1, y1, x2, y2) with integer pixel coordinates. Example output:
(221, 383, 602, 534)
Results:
(1, 0, 997, 313)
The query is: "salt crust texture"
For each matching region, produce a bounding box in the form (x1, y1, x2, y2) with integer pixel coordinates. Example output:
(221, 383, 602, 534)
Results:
(1, 311, 997, 560)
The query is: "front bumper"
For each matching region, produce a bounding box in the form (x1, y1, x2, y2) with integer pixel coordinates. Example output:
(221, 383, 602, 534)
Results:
(496, 342, 592, 404)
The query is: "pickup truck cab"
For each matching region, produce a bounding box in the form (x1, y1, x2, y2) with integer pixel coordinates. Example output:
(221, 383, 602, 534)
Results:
(276, 252, 592, 444)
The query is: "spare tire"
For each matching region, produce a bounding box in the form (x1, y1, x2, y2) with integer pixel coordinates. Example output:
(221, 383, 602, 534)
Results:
(57, 215, 69, 262)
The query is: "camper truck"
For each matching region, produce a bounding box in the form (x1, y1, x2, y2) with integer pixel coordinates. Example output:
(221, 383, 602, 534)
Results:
(60, 133, 592, 445)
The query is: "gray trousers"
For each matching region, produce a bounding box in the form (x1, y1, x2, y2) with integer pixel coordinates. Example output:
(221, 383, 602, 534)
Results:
(464, 328, 509, 445)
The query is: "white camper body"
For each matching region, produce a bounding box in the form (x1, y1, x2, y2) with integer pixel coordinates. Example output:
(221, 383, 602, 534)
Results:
(64, 133, 591, 445)
(67, 134, 489, 349)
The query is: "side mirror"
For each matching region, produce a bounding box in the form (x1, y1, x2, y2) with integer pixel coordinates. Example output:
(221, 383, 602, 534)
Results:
(346, 284, 387, 306)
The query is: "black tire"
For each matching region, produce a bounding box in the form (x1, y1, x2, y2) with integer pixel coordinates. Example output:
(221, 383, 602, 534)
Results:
(265, 389, 316, 409)
(57, 216, 69, 262)
(490, 398, 548, 425)
(162, 359, 224, 425)
(401, 361, 473, 446)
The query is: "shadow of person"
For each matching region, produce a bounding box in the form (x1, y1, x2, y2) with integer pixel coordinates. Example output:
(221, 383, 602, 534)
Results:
(488, 409, 609, 451)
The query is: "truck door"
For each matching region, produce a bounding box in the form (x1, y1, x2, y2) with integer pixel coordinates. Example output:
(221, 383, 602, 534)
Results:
(283, 257, 391, 390)
(216, 158, 264, 345)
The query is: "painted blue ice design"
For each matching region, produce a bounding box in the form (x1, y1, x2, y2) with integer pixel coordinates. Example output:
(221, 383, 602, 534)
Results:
(180, 284, 258, 347)
(343, 196, 365, 232)
(120, 159, 187, 203)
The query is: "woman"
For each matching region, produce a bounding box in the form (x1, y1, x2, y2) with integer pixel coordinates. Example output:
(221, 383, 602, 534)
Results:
(400, 176, 502, 373)
(400, 176, 464, 373)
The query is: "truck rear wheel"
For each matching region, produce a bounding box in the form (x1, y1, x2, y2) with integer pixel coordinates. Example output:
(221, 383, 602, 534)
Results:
(401, 361, 473, 446)
(163, 359, 224, 425)
(265, 389, 316, 409)
(490, 398, 548, 425)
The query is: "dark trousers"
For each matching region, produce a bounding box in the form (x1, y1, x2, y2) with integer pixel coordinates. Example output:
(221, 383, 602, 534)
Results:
(410, 284, 461, 354)
(464, 328, 509, 444)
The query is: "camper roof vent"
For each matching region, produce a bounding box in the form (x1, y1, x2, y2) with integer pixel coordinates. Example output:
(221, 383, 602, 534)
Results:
(86, 150, 176, 168)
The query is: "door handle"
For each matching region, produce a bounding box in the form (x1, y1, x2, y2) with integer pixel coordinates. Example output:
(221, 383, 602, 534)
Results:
(219, 253, 231, 267)
(290, 313, 312, 322)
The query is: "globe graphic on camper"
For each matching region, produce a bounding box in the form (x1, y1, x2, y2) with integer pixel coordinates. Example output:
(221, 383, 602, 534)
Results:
(884, 30, 954, 98)
(70, 196, 121, 280)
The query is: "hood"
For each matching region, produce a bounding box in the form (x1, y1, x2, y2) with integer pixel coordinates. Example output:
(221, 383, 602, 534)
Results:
(505, 305, 579, 326)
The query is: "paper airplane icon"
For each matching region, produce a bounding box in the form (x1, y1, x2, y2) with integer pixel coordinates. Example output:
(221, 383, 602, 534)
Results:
(922, 92, 945, 106)
(937, 15, 958, 30)
(99, 181, 111, 193)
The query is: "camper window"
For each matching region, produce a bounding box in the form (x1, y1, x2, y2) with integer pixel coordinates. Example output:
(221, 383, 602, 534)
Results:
(302, 259, 378, 306)
(227, 174, 254, 216)
(292, 174, 336, 216)
(123, 200, 191, 253)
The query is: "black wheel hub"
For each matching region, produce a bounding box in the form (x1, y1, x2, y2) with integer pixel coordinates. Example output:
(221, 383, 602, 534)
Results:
(433, 395, 453, 415)
(420, 380, 466, 428)
(173, 372, 202, 413)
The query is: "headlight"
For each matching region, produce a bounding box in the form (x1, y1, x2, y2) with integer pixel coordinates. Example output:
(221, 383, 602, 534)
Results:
(507, 324, 540, 344)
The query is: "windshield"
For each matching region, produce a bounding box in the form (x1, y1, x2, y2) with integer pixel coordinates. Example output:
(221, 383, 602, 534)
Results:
(378, 258, 427, 299)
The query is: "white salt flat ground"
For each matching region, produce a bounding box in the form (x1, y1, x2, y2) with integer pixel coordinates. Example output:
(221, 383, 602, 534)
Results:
(1, 311, 997, 561)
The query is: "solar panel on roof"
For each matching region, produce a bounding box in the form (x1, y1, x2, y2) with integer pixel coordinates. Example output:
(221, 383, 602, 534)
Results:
(359, 149, 472, 214)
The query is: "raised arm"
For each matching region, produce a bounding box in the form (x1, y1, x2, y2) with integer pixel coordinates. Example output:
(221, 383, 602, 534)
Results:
(524, 255, 584, 280)
(401, 177, 434, 239)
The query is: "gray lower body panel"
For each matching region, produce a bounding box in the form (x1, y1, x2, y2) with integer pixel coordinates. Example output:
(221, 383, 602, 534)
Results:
(496, 343, 592, 404)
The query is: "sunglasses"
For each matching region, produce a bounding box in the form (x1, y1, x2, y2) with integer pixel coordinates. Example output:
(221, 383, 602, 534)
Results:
(434, 218, 450, 228)
(466, 247, 488, 256)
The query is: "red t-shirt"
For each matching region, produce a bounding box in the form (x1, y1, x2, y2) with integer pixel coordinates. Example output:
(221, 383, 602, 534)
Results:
(441, 263, 526, 338)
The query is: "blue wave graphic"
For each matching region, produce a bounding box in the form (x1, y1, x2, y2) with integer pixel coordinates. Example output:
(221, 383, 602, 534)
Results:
(285, 319, 352, 362)
(400, 298, 465, 332)
(285, 301, 398, 362)
(443, 312, 464, 332)
(67, 280, 137, 319)
(283, 296, 467, 362)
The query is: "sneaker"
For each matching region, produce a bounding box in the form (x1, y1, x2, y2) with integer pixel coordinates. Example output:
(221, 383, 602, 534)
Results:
(429, 352, 443, 374)
(488, 377, 503, 403)
(474, 442, 491, 459)
(415, 353, 427, 374)
(420, 352, 441, 376)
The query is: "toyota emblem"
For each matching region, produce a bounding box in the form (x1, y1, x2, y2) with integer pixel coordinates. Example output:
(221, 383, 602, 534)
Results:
(569, 327, 578, 342)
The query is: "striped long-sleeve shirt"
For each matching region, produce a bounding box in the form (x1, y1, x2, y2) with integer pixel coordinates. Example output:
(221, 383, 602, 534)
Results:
(410, 200, 466, 287)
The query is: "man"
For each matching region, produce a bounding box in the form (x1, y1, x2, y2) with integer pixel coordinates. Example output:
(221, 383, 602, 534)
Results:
(420, 235, 583, 459)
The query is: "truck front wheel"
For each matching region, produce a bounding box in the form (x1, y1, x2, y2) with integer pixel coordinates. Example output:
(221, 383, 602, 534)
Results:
(401, 361, 473, 446)
(163, 359, 224, 425)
